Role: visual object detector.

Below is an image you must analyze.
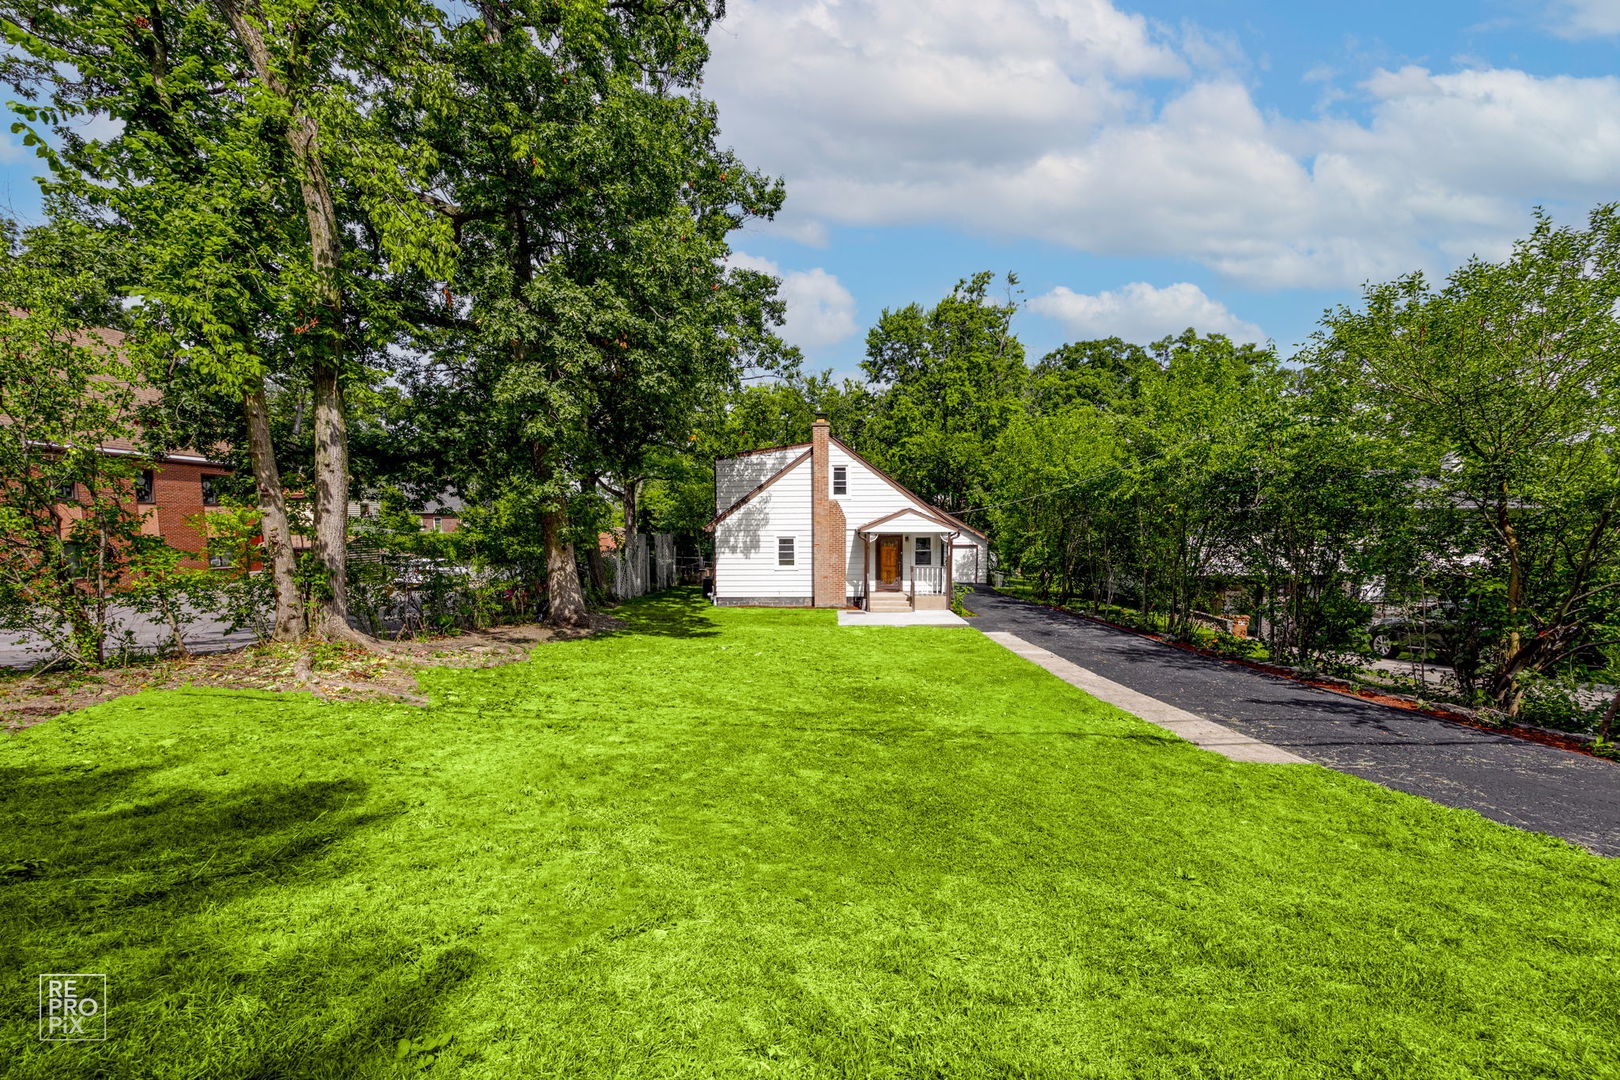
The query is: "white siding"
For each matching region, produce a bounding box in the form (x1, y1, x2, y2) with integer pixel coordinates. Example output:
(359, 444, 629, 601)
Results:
(952, 539, 989, 585)
(714, 457, 813, 600)
(828, 443, 989, 591)
(715, 447, 806, 514)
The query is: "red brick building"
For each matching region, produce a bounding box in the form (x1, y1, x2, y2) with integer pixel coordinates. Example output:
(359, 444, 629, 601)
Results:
(32, 327, 239, 570)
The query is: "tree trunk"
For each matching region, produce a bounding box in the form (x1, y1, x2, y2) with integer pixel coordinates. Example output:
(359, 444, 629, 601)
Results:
(1598, 687, 1620, 744)
(166, 601, 191, 658)
(242, 381, 305, 640)
(585, 544, 606, 593)
(1495, 481, 1526, 713)
(309, 362, 352, 637)
(543, 506, 586, 627)
(219, 0, 360, 644)
(623, 478, 640, 541)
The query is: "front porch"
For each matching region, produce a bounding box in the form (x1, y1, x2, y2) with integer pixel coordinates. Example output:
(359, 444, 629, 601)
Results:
(855, 509, 959, 614)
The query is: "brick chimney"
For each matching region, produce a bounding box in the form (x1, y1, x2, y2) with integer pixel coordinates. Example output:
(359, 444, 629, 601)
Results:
(810, 417, 846, 607)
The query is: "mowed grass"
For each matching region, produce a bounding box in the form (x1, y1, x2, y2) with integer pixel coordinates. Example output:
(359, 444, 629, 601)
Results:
(1, 590, 1616, 1079)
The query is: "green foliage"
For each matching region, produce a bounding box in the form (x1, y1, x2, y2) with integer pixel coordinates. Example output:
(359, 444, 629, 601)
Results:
(1515, 670, 1617, 734)
(0, 226, 167, 667)
(861, 271, 1026, 520)
(122, 536, 214, 658)
(188, 503, 275, 640)
(1312, 204, 1620, 710)
(1028, 337, 1153, 415)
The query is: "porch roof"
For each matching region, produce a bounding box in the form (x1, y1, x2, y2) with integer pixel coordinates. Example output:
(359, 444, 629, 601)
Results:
(856, 508, 960, 536)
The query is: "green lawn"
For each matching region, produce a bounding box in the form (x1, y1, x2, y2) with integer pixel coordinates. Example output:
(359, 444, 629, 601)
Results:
(2, 589, 1616, 1079)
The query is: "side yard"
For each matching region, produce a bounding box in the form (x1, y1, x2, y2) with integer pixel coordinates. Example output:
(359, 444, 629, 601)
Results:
(1, 589, 1616, 1079)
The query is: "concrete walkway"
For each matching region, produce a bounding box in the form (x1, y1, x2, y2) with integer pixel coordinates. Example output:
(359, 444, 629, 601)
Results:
(836, 609, 970, 627)
(970, 588, 1620, 856)
(984, 631, 1309, 765)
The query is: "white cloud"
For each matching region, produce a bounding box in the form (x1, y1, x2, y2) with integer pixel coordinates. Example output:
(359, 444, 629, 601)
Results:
(708, 1, 1620, 289)
(1547, 0, 1620, 37)
(1028, 282, 1265, 343)
(729, 251, 858, 348)
(745, 215, 831, 248)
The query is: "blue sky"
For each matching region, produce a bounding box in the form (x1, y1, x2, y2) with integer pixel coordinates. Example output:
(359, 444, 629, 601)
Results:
(2, 1, 1616, 377)
(703, 0, 1620, 375)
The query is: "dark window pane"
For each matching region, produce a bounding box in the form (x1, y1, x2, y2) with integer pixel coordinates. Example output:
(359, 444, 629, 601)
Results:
(832, 465, 846, 495)
(201, 475, 220, 506)
(778, 537, 795, 566)
(136, 469, 155, 503)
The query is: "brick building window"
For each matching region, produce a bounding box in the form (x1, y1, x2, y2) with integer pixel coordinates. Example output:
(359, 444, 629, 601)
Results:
(832, 465, 846, 495)
(914, 536, 932, 566)
(201, 474, 221, 506)
(135, 469, 155, 504)
(56, 479, 77, 501)
(777, 537, 796, 566)
(208, 547, 231, 569)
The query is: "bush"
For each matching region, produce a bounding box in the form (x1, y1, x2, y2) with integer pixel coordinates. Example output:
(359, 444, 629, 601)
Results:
(1516, 670, 1615, 734)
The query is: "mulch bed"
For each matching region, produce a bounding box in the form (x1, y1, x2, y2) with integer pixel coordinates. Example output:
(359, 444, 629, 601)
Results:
(1015, 597, 1611, 763)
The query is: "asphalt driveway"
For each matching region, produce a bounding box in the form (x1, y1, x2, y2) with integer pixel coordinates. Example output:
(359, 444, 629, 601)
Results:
(970, 588, 1620, 856)
(0, 606, 255, 669)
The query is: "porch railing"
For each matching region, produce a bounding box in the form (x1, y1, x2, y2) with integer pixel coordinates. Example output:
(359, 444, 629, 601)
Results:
(911, 564, 947, 595)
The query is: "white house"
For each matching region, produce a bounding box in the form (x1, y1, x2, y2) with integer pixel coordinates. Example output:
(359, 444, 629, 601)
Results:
(707, 418, 991, 610)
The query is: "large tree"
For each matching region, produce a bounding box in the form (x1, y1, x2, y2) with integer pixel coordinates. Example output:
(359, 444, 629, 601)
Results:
(1, 0, 455, 642)
(862, 272, 1028, 524)
(397, 0, 789, 625)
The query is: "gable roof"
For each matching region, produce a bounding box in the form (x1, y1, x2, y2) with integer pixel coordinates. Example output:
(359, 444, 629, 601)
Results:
(829, 437, 987, 541)
(856, 507, 961, 535)
(729, 440, 810, 458)
(708, 437, 988, 541)
(707, 436, 989, 542)
(704, 448, 812, 531)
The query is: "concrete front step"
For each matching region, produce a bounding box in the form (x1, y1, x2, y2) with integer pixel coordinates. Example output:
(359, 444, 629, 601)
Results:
(867, 596, 913, 612)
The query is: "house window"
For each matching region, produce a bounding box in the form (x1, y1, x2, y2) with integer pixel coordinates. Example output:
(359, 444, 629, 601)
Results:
(914, 536, 933, 567)
(832, 465, 847, 495)
(432, 516, 443, 532)
(135, 469, 155, 504)
(200, 474, 222, 506)
(56, 479, 77, 501)
(208, 548, 231, 569)
(777, 536, 796, 566)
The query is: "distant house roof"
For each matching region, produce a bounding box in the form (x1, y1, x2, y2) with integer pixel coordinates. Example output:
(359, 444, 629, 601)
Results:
(2, 320, 233, 466)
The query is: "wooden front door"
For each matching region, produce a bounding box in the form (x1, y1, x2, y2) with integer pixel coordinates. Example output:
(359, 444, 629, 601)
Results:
(876, 536, 903, 589)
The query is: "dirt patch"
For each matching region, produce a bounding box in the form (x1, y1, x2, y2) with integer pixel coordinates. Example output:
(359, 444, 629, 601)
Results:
(1, 614, 627, 733)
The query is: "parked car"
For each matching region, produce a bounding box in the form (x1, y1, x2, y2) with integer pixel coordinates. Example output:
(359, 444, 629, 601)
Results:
(1369, 603, 1466, 662)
